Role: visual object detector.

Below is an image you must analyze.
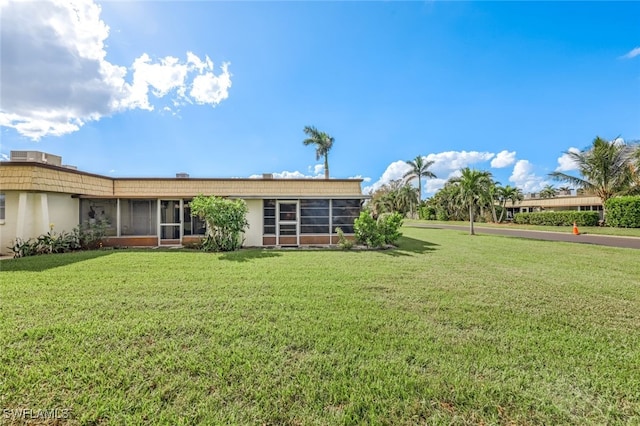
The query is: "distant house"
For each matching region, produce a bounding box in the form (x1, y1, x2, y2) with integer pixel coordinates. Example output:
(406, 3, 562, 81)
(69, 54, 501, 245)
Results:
(0, 151, 365, 254)
(504, 191, 603, 220)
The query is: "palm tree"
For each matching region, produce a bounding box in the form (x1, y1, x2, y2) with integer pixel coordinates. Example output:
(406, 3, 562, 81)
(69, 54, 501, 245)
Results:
(558, 186, 572, 196)
(486, 182, 501, 223)
(539, 185, 558, 199)
(451, 168, 494, 235)
(396, 183, 419, 217)
(302, 126, 334, 179)
(403, 156, 437, 203)
(549, 136, 636, 219)
(497, 185, 524, 222)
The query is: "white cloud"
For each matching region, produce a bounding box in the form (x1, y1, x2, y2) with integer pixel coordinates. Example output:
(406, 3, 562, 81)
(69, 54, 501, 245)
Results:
(509, 160, 548, 193)
(490, 150, 517, 168)
(362, 160, 411, 194)
(364, 151, 496, 195)
(424, 151, 495, 176)
(190, 62, 232, 105)
(348, 175, 371, 183)
(249, 167, 324, 179)
(0, 0, 231, 140)
(308, 164, 325, 175)
(621, 47, 640, 59)
(555, 147, 580, 172)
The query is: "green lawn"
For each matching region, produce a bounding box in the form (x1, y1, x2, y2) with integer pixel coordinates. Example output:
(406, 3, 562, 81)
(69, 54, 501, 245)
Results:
(1, 228, 639, 425)
(406, 219, 640, 237)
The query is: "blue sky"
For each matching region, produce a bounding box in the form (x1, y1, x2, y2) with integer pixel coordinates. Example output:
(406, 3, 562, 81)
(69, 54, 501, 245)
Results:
(1, 1, 638, 196)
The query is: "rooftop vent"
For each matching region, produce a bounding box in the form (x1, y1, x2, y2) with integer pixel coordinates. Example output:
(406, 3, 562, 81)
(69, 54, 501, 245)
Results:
(262, 173, 274, 179)
(176, 172, 190, 178)
(10, 151, 62, 166)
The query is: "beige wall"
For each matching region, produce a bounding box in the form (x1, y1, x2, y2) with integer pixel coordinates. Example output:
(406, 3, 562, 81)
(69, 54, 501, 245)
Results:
(1, 191, 20, 254)
(48, 193, 79, 236)
(0, 191, 78, 255)
(243, 199, 263, 247)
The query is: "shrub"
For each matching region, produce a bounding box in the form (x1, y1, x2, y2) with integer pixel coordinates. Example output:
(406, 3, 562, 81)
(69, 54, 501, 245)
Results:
(513, 211, 599, 226)
(335, 227, 354, 250)
(190, 195, 249, 252)
(377, 212, 404, 245)
(354, 211, 403, 248)
(605, 196, 640, 228)
(435, 208, 449, 221)
(354, 211, 384, 248)
(418, 206, 436, 220)
(8, 226, 83, 258)
(78, 219, 108, 249)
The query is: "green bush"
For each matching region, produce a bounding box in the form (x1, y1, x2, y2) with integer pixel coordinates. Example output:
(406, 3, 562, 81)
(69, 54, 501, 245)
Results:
(513, 211, 599, 226)
(418, 206, 436, 220)
(335, 227, 354, 250)
(605, 196, 640, 228)
(78, 219, 108, 249)
(377, 212, 404, 245)
(9, 226, 82, 258)
(354, 212, 384, 248)
(354, 211, 403, 248)
(435, 208, 449, 221)
(190, 195, 249, 252)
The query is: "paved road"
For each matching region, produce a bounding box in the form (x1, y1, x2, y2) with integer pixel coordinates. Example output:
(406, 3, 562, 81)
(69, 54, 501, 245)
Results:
(409, 223, 640, 249)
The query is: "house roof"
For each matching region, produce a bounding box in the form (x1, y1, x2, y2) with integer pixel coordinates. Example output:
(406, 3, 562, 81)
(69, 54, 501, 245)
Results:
(0, 161, 364, 198)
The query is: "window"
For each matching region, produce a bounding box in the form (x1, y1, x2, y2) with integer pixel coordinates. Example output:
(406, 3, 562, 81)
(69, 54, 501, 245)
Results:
(263, 199, 276, 235)
(331, 199, 361, 234)
(300, 199, 329, 234)
(79, 199, 117, 236)
(120, 199, 157, 236)
(183, 200, 206, 236)
(0, 193, 5, 221)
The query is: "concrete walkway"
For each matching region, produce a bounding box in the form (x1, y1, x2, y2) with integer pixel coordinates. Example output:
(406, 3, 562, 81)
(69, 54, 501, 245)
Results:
(409, 223, 640, 250)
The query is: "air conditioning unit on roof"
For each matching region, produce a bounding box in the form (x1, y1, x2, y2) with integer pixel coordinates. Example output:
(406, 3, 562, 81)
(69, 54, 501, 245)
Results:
(10, 151, 62, 166)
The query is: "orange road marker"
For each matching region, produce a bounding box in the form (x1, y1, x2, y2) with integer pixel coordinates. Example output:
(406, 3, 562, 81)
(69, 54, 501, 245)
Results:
(573, 222, 580, 235)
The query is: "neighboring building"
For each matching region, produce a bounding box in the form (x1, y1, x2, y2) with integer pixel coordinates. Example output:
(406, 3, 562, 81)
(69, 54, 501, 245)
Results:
(0, 151, 365, 254)
(504, 192, 603, 220)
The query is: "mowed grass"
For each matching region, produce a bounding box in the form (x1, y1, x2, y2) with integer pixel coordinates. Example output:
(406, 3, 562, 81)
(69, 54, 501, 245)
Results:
(406, 219, 640, 237)
(1, 228, 639, 425)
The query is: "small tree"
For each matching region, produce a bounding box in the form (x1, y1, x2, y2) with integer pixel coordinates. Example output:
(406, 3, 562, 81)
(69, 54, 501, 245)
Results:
(190, 195, 249, 252)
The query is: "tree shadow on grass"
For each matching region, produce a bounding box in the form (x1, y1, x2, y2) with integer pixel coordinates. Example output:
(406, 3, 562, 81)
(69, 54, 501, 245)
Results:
(379, 236, 439, 257)
(0, 250, 113, 272)
(218, 249, 282, 262)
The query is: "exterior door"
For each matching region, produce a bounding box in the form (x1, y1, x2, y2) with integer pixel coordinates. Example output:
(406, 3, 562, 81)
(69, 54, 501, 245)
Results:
(277, 201, 298, 246)
(159, 199, 182, 245)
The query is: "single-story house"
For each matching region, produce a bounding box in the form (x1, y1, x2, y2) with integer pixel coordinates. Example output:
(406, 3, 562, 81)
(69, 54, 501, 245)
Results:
(503, 192, 603, 220)
(0, 151, 365, 254)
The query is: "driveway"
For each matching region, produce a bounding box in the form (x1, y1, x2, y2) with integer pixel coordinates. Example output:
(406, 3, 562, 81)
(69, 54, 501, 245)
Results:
(409, 223, 640, 250)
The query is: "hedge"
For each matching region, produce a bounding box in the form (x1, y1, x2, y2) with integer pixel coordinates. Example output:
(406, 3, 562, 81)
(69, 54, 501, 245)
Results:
(604, 196, 640, 228)
(513, 211, 600, 226)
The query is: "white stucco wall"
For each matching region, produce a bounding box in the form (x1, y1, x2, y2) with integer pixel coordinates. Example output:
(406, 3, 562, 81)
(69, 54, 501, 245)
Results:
(48, 193, 80, 235)
(244, 199, 263, 247)
(0, 191, 20, 254)
(0, 191, 78, 255)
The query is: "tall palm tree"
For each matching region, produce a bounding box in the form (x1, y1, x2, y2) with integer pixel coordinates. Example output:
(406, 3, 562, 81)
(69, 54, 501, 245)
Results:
(396, 183, 420, 217)
(497, 185, 524, 222)
(539, 184, 558, 199)
(486, 182, 502, 223)
(549, 136, 636, 219)
(451, 168, 494, 235)
(403, 156, 437, 203)
(302, 126, 334, 179)
(558, 186, 572, 196)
